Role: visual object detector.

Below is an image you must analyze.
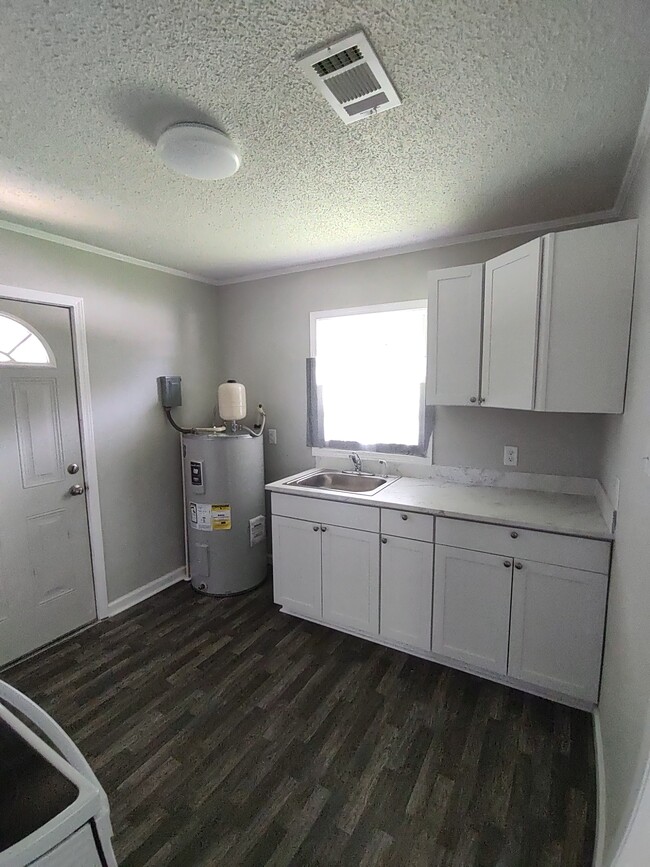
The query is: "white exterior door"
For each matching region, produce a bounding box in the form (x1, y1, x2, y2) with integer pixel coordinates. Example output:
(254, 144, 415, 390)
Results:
(0, 300, 95, 666)
(425, 264, 484, 406)
(426, 263, 484, 406)
(379, 535, 433, 650)
(433, 545, 513, 675)
(508, 559, 608, 703)
(322, 525, 379, 635)
(271, 515, 322, 618)
(482, 237, 542, 409)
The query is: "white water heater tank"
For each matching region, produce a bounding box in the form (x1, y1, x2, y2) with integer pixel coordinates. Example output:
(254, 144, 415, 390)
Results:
(218, 380, 247, 421)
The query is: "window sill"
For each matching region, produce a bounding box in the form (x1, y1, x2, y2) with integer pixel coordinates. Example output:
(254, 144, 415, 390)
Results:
(311, 447, 432, 466)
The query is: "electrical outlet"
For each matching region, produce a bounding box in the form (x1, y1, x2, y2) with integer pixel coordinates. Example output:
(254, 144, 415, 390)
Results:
(503, 445, 519, 467)
(268, 428, 277, 445)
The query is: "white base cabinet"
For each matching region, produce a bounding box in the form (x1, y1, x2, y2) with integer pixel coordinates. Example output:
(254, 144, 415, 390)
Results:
(272, 515, 323, 619)
(379, 534, 433, 651)
(509, 560, 608, 702)
(271, 493, 611, 709)
(322, 524, 379, 635)
(433, 545, 512, 675)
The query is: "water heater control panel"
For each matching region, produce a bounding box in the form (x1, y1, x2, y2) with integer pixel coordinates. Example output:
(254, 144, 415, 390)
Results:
(190, 460, 205, 493)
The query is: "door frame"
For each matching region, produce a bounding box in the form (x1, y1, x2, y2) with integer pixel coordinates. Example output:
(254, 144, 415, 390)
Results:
(0, 284, 109, 619)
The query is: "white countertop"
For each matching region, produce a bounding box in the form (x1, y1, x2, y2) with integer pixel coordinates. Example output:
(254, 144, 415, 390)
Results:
(266, 471, 613, 540)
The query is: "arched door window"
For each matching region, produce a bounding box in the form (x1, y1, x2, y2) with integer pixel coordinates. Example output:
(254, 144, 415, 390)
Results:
(0, 312, 55, 366)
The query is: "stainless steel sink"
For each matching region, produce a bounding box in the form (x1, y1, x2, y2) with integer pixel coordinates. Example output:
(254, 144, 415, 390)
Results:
(285, 470, 396, 495)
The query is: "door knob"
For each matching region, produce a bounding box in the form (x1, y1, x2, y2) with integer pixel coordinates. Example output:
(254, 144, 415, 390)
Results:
(469, 396, 477, 403)
(67, 463, 80, 475)
(381, 537, 388, 544)
(503, 560, 512, 568)
(321, 526, 327, 532)
(515, 562, 523, 570)
(313, 525, 319, 532)
(69, 484, 85, 496)
(510, 531, 519, 539)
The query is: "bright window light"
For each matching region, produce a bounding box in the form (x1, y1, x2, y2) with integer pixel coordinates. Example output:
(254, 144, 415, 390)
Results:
(312, 302, 428, 452)
(0, 313, 53, 365)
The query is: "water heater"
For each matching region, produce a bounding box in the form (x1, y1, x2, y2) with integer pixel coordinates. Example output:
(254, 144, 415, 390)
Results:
(182, 431, 266, 595)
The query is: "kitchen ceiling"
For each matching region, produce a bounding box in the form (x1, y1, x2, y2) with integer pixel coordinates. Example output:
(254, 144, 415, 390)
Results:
(1, 0, 649, 284)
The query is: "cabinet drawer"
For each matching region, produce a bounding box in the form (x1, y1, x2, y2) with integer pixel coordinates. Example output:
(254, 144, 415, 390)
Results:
(381, 508, 435, 542)
(436, 517, 610, 574)
(271, 492, 379, 532)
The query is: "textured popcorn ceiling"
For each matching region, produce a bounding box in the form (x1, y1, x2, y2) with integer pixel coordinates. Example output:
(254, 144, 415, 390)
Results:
(0, 0, 649, 283)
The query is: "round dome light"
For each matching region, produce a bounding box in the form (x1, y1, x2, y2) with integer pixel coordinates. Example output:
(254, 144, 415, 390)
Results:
(156, 123, 241, 180)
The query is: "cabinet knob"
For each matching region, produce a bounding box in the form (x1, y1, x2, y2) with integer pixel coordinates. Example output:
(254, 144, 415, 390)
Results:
(478, 397, 486, 404)
(321, 526, 327, 532)
(515, 562, 523, 570)
(469, 396, 477, 403)
(381, 537, 388, 544)
(503, 560, 512, 568)
(510, 531, 519, 539)
(313, 525, 319, 532)
(401, 514, 408, 521)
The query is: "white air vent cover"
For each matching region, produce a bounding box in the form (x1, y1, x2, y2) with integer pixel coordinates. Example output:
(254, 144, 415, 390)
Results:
(297, 32, 401, 125)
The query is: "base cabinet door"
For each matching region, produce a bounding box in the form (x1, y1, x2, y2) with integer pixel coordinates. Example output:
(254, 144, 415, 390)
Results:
(508, 560, 608, 703)
(272, 515, 322, 618)
(322, 525, 379, 635)
(433, 545, 513, 675)
(380, 535, 433, 650)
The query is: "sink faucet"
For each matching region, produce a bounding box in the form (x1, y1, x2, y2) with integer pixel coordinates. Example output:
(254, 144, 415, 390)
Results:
(349, 452, 362, 473)
(377, 459, 388, 479)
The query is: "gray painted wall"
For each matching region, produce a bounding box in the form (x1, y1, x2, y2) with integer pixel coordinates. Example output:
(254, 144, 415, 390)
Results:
(215, 236, 605, 483)
(0, 228, 221, 603)
(598, 140, 650, 864)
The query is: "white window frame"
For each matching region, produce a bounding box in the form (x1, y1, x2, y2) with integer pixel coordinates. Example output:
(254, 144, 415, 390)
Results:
(309, 299, 432, 465)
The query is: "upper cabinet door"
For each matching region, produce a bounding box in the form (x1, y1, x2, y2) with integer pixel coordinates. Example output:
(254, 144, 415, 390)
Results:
(535, 220, 637, 413)
(482, 237, 543, 410)
(426, 264, 484, 406)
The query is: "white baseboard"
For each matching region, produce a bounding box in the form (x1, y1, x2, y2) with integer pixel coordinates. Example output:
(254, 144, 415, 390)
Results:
(107, 566, 187, 617)
(593, 709, 606, 867)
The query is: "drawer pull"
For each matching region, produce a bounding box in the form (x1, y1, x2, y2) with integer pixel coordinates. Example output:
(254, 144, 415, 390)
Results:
(515, 562, 523, 570)
(510, 531, 519, 539)
(313, 525, 319, 532)
(381, 537, 388, 544)
(503, 560, 512, 568)
(321, 526, 327, 532)
(401, 513, 408, 521)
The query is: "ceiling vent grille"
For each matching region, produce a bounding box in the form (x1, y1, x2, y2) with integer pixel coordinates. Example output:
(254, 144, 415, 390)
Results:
(298, 32, 401, 125)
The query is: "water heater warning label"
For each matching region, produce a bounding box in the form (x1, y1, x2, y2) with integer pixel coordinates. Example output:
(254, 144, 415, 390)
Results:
(190, 502, 231, 531)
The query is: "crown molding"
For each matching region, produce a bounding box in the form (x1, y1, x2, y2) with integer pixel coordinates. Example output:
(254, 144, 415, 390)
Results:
(0, 204, 625, 289)
(211, 208, 617, 286)
(615, 83, 650, 215)
(0, 218, 220, 286)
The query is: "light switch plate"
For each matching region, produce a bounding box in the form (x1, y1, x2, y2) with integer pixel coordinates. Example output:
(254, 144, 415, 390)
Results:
(503, 445, 519, 467)
(268, 428, 277, 445)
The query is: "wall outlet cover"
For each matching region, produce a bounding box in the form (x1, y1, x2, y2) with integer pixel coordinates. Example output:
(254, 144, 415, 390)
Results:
(503, 445, 519, 467)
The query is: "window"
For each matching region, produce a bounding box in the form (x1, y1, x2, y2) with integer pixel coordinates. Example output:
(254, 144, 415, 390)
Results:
(0, 313, 54, 366)
(308, 301, 431, 458)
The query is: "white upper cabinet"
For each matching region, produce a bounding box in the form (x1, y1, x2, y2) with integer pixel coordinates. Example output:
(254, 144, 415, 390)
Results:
(425, 220, 637, 413)
(426, 263, 483, 406)
(535, 221, 637, 413)
(482, 237, 542, 410)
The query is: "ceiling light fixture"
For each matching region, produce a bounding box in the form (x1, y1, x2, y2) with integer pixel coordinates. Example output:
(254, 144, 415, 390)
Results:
(156, 123, 241, 180)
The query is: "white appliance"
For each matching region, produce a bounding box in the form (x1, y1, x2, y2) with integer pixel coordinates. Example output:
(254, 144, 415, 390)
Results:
(0, 680, 117, 867)
(158, 376, 268, 596)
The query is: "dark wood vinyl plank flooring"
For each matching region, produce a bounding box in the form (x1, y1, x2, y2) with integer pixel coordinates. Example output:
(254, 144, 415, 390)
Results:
(2, 580, 596, 866)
